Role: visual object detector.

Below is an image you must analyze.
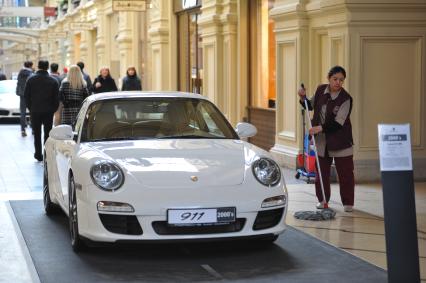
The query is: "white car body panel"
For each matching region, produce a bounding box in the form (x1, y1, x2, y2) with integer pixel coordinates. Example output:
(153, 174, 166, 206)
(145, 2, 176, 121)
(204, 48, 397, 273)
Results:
(44, 91, 288, 243)
(0, 80, 27, 119)
(89, 140, 245, 188)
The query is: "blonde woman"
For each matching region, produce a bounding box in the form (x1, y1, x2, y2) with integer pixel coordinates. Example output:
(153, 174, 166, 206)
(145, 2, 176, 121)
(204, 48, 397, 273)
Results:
(58, 65, 89, 125)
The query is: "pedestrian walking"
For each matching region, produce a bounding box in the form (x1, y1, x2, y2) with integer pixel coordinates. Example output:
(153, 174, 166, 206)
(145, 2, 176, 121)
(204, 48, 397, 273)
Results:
(16, 61, 34, 137)
(49, 63, 62, 86)
(298, 65, 355, 212)
(59, 65, 89, 125)
(24, 60, 59, 162)
(92, 67, 118, 94)
(121, 66, 142, 91)
(50, 63, 62, 126)
(76, 61, 93, 94)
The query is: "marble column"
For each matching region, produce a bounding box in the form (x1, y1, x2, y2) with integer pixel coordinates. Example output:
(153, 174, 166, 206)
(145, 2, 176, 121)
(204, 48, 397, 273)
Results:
(198, 0, 223, 107)
(269, 0, 309, 168)
(147, 0, 176, 90)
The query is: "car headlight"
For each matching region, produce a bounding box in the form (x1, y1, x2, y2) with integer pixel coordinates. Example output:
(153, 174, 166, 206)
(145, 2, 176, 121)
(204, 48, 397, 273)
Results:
(252, 158, 281, 187)
(90, 160, 124, 191)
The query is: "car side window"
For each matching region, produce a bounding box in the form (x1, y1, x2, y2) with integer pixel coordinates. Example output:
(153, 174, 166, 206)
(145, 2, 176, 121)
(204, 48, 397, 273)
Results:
(74, 101, 88, 139)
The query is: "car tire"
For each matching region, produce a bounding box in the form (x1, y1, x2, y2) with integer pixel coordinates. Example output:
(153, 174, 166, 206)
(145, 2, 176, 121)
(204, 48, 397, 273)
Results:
(69, 174, 86, 252)
(43, 157, 59, 215)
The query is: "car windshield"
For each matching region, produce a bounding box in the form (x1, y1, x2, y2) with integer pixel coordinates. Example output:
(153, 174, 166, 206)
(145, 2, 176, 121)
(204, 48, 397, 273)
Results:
(81, 97, 239, 141)
(0, 81, 17, 94)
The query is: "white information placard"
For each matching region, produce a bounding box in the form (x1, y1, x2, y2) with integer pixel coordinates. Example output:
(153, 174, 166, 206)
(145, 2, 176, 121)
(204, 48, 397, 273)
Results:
(378, 124, 412, 171)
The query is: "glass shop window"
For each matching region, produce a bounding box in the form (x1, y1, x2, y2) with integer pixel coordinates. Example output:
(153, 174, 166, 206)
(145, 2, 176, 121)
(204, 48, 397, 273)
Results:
(249, 0, 276, 109)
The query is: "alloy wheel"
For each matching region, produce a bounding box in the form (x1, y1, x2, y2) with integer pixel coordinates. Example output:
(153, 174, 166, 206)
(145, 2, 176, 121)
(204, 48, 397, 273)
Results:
(69, 175, 82, 251)
(43, 159, 49, 210)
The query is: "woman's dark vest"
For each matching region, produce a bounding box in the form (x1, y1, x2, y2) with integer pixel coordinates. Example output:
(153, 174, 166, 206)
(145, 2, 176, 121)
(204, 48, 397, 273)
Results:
(312, 84, 353, 151)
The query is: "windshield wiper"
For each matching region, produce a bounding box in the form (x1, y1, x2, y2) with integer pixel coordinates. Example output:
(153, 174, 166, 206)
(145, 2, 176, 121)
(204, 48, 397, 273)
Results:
(89, 137, 148, 142)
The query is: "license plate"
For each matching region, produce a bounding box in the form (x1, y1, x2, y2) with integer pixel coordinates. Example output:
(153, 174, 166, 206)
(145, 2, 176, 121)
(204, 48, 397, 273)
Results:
(167, 207, 236, 225)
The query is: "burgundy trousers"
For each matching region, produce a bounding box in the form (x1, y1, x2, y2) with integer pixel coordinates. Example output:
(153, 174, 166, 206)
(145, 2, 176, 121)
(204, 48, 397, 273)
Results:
(315, 154, 355, 206)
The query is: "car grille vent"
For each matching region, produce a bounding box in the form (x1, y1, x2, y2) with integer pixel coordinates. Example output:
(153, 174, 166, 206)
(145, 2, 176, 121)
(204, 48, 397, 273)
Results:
(99, 214, 143, 235)
(253, 208, 284, 230)
(152, 219, 246, 235)
(0, 110, 10, 116)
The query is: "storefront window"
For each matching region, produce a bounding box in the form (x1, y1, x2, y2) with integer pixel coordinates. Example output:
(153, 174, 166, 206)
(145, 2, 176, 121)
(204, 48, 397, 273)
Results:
(174, 0, 201, 12)
(249, 0, 276, 108)
(175, 0, 203, 94)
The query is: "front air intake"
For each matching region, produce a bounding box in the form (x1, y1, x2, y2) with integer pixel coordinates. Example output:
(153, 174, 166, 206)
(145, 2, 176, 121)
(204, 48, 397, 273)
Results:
(99, 214, 143, 235)
(253, 208, 284, 230)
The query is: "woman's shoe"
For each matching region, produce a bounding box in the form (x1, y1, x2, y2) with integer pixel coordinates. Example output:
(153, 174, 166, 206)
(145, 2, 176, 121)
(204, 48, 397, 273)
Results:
(344, 205, 353, 212)
(316, 202, 325, 209)
(21, 130, 27, 137)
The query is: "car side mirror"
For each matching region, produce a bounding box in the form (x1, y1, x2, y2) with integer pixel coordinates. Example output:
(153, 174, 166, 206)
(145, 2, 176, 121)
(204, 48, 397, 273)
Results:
(49, 125, 74, 140)
(235, 122, 257, 138)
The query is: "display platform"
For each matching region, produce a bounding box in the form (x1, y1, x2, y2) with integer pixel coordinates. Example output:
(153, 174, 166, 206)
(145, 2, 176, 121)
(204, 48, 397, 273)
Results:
(10, 200, 387, 283)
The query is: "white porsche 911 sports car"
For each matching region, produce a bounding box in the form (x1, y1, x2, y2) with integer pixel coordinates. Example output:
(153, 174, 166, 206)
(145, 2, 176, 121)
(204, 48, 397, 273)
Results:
(44, 91, 288, 251)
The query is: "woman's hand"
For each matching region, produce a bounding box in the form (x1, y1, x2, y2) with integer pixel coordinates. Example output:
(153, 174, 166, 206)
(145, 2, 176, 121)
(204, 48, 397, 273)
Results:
(309, 125, 322, 135)
(298, 87, 306, 101)
(95, 82, 101, 88)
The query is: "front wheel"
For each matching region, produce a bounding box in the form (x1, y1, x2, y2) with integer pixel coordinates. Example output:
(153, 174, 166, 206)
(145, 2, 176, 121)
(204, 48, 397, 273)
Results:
(69, 174, 85, 252)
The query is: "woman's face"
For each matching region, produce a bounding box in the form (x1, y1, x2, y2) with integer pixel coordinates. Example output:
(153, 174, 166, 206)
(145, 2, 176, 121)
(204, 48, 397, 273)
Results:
(128, 69, 135, 76)
(328, 72, 345, 93)
(101, 69, 109, 77)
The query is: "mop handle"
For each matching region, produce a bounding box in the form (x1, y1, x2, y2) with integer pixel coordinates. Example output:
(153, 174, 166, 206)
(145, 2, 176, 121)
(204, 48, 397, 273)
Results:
(301, 86, 328, 207)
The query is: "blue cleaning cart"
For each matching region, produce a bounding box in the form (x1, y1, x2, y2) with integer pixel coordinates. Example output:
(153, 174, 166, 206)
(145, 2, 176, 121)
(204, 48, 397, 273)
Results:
(295, 109, 316, 183)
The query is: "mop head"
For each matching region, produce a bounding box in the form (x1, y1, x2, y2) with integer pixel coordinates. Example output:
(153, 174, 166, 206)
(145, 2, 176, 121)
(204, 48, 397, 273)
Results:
(293, 208, 336, 221)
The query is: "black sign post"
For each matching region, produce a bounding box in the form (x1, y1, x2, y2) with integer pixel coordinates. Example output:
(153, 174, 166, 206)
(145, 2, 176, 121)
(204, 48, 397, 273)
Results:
(378, 124, 420, 283)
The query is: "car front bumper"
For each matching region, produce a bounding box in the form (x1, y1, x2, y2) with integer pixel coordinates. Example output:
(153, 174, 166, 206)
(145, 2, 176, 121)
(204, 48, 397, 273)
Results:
(76, 184, 288, 242)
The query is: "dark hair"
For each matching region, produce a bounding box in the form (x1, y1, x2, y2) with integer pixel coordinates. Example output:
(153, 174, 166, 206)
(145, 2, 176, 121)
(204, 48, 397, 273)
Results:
(50, 63, 59, 73)
(328, 66, 346, 79)
(126, 66, 137, 76)
(76, 61, 84, 70)
(24, 61, 33, 68)
(38, 60, 49, 71)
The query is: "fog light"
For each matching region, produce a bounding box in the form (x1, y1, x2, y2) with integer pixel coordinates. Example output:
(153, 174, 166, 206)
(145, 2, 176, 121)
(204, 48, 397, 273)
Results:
(97, 201, 135, 213)
(261, 195, 286, 208)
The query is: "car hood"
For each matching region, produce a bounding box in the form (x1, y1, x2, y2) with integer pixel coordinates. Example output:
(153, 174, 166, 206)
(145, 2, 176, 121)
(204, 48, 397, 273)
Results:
(86, 139, 246, 188)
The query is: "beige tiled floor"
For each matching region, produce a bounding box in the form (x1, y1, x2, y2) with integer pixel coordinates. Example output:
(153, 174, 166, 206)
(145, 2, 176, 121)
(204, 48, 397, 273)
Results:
(286, 182, 426, 282)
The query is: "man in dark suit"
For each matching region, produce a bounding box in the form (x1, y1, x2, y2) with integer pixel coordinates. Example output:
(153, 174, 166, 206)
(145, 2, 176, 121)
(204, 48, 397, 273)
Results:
(24, 60, 59, 162)
(16, 61, 34, 137)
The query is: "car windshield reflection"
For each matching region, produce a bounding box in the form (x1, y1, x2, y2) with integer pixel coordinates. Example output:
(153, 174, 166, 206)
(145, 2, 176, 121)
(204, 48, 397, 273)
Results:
(81, 97, 238, 142)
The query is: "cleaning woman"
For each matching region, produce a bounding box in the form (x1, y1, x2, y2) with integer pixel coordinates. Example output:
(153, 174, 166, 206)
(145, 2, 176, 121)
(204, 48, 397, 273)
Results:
(298, 66, 355, 212)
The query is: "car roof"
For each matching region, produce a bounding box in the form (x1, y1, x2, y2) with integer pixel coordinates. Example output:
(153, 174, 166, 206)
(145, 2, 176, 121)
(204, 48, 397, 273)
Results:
(86, 91, 208, 103)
